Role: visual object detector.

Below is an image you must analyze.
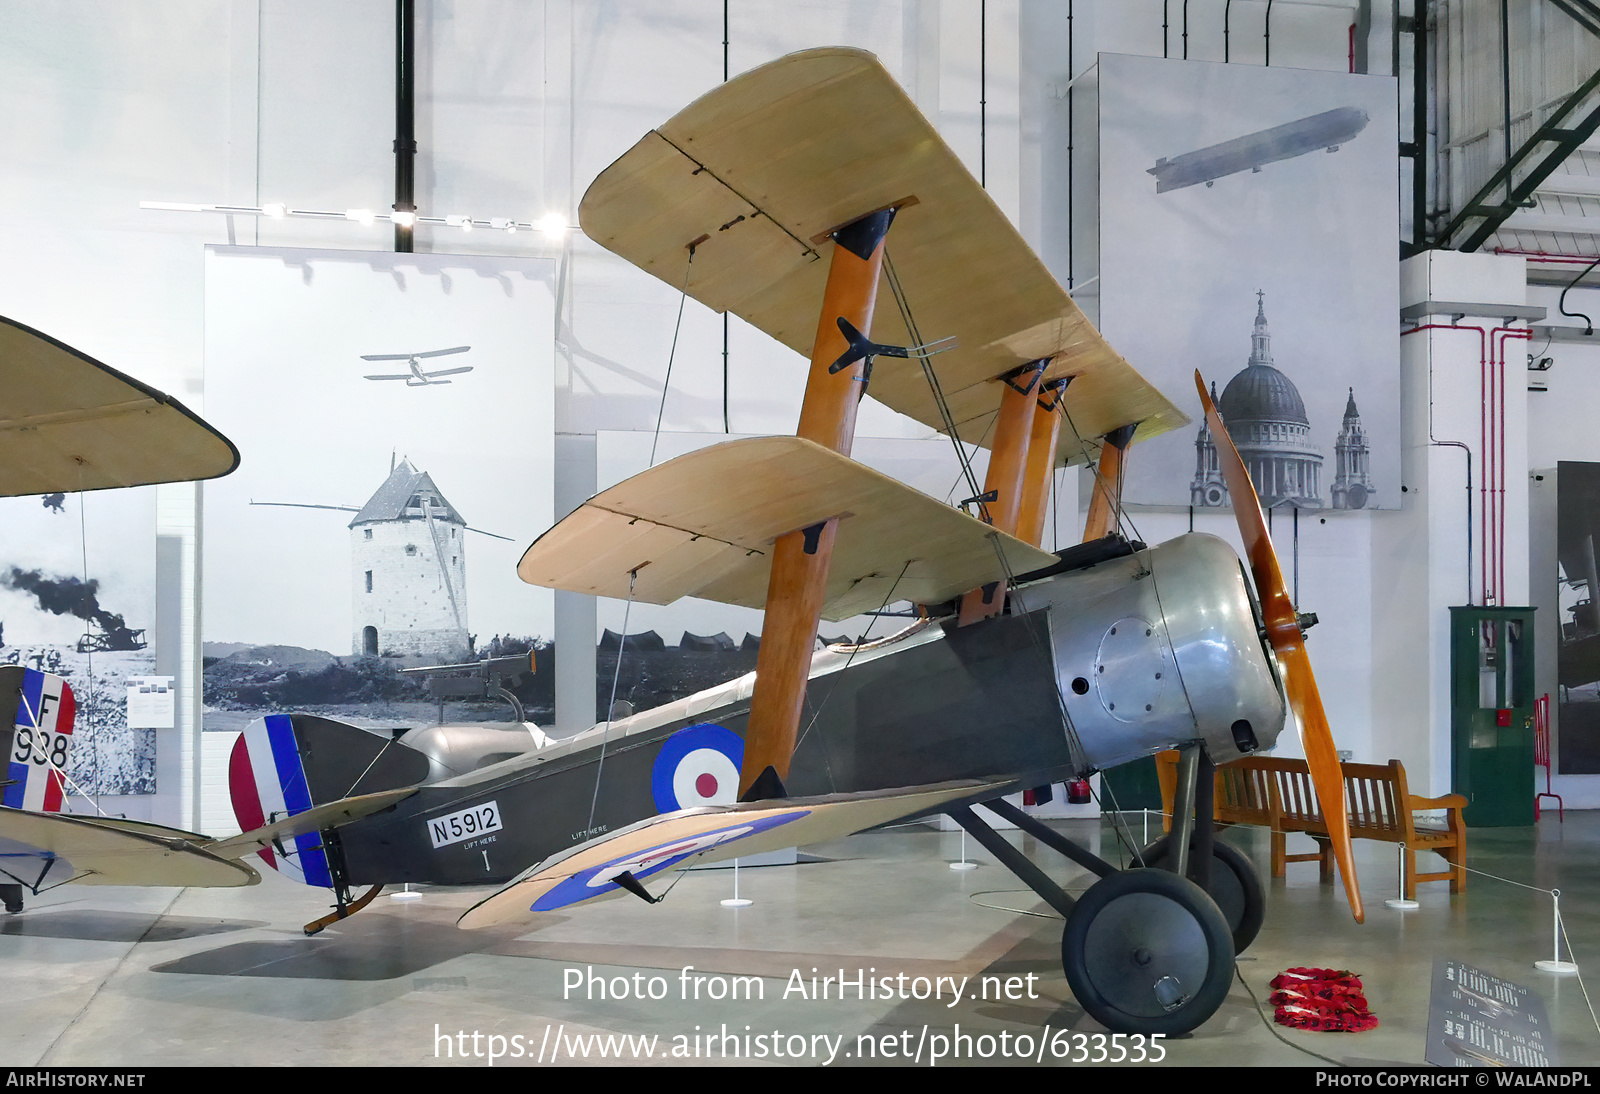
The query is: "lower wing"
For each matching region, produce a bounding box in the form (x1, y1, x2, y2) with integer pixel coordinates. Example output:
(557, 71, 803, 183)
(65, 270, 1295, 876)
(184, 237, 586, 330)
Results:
(0, 807, 256, 889)
(0, 787, 413, 891)
(458, 779, 1006, 929)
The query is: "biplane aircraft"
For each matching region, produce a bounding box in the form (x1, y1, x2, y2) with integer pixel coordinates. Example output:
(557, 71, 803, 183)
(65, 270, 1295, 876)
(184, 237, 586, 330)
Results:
(0, 49, 1364, 1037)
(360, 345, 474, 386)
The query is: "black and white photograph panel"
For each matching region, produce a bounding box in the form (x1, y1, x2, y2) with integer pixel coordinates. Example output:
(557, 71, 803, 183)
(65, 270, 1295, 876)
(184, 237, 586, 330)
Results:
(0, 487, 157, 794)
(201, 246, 556, 733)
(1557, 461, 1600, 774)
(1096, 53, 1400, 511)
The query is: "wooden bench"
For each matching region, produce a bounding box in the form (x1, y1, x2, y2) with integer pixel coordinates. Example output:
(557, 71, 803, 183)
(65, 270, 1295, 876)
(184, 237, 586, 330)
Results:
(1155, 753, 1466, 900)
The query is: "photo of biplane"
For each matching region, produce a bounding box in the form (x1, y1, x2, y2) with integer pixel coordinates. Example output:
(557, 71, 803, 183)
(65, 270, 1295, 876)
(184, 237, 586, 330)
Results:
(360, 344, 474, 386)
(0, 48, 1363, 1038)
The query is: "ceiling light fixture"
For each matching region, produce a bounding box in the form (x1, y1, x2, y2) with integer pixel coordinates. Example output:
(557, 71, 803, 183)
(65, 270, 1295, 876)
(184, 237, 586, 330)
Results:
(140, 201, 577, 239)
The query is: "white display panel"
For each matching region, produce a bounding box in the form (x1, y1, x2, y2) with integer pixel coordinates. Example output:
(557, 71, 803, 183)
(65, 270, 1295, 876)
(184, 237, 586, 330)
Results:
(202, 246, 556, 727)
(1096, 54, 1400, 512)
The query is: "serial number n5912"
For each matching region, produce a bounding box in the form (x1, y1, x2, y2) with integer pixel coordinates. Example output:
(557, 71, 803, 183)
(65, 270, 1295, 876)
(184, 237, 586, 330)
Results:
(427, 801, 503, 849)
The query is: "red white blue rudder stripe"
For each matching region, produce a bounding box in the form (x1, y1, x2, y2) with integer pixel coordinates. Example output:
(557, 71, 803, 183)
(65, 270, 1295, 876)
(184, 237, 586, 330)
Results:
(5, 669, 76, 813)
(228, 715, 333, 887)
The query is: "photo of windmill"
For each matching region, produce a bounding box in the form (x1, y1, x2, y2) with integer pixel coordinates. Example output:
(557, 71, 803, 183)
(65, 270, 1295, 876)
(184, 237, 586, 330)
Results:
(207, 458, 547, 729)
(200, 246, 557, 739)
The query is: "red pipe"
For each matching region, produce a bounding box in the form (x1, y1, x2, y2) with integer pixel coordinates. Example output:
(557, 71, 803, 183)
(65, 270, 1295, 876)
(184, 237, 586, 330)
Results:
(1492, 327, 1531, 605)
(1493, 248, 1600, 266)
(1486, 327, 1496, 602)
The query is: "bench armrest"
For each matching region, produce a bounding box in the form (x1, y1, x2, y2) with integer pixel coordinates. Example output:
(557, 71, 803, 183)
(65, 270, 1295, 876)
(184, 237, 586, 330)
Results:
(1409, 793, 1468, 811)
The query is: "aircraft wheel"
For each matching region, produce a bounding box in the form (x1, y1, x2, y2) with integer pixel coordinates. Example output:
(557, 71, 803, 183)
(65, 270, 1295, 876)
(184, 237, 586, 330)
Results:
(1, 883, 22, 914)
(1062, 868, 1233, 1036)
(1135, 835, 1264, 953)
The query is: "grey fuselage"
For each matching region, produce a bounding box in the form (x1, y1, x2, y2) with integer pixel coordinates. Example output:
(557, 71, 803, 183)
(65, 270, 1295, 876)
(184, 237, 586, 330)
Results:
(334, 533, 1286, 887)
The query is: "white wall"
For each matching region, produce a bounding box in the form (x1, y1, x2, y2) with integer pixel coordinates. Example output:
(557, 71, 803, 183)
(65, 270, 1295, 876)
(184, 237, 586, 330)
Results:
(1377, 251, 1534, 796)
(0, 0, 1421, 824)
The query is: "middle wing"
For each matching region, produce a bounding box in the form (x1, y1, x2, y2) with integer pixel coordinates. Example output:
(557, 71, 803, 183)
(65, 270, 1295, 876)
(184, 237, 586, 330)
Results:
(517, 435, 1056, 620)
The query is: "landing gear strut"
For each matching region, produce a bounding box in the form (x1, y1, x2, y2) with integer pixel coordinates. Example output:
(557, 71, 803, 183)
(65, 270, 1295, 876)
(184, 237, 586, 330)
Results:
(948, 743, 1259, 1035)
(1136, 835, 1264, 954)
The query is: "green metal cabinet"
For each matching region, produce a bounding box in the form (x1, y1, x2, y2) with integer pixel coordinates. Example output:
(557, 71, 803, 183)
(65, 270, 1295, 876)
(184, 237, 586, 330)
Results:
(1449, 606, 1537, 827)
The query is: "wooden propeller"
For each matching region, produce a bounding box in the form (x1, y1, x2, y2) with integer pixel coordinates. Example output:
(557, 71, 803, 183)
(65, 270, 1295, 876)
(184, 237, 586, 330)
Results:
(1195, 372, 1365, 924)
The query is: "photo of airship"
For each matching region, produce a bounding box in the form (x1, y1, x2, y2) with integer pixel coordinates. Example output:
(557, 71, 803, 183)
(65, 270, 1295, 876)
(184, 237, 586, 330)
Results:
(1148, 106, 1370, 193)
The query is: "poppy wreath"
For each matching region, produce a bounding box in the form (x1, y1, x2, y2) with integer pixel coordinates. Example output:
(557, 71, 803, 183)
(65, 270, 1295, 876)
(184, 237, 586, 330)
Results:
(1270, 968, 1378, 1032)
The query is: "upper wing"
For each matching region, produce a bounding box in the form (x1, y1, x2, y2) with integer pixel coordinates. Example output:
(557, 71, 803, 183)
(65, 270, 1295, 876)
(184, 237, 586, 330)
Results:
(459, 780, 1004, 928)
(516, 436, 1057, 620)
(579, 47, 1185, 460)
(0, 316, 239, 496)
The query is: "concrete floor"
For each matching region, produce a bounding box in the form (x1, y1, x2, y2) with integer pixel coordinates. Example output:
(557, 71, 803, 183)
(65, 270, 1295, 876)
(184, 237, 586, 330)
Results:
(4, 812, 1597, 1068)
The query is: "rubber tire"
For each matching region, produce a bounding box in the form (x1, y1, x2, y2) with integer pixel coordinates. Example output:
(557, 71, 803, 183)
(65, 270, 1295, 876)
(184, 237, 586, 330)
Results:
(1135, 835, 1265, 954)
(1062, 868, 1234, 1036)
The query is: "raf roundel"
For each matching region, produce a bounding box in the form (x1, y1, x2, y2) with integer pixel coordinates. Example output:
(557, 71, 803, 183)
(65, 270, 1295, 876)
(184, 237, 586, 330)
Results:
(651, 723, 745, 813)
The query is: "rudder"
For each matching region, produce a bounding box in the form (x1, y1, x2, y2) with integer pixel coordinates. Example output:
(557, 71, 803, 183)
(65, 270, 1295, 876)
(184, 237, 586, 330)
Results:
(229, 714, 428, 886)
(2, 667, 76, 813)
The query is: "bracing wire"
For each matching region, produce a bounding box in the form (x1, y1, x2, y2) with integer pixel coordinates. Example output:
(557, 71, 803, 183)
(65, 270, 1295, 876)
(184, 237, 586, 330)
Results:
(1058, 399, 1145, 548)
(882, 247, 1145, 858)
(983, 532, 1145, 865)
(793, 559, 915, 793)
(941, 415, 997, 508)
(586, 569, 638, 834)
(884, 252, 986, 511)
(19, 678, 105, 814)
(76, 468, 100, 816)
(1047, 400, 1174, 858)
(649, 247, 696, 468)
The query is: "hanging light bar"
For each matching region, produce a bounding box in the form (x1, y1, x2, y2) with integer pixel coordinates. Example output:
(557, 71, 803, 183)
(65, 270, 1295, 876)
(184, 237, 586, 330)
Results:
(140, 201, 575, 238)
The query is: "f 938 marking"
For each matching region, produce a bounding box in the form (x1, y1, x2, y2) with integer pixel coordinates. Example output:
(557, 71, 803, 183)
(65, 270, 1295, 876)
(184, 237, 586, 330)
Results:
(428, 801, 502, 849)
(12, 726, 69, 769)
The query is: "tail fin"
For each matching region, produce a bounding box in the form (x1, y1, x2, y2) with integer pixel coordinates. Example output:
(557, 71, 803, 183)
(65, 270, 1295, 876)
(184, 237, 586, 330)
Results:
(2, 667, 76, 813)
(229, 714, 428, 886)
